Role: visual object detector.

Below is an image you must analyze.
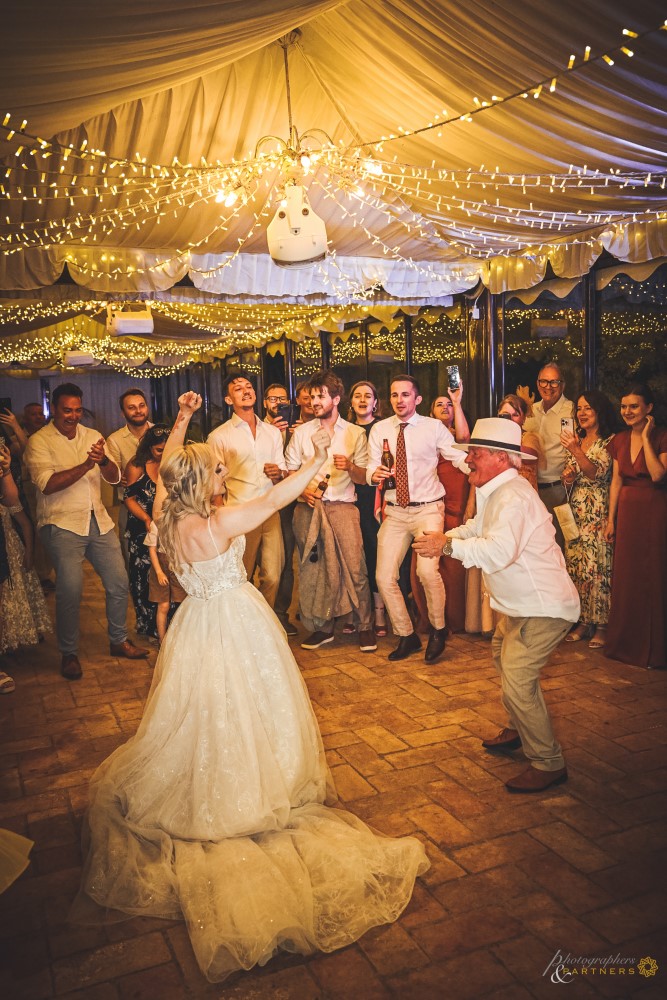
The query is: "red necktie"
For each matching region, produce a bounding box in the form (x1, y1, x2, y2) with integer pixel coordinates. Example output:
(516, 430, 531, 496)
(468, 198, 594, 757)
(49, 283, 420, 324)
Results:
(395, 422, 410, 507)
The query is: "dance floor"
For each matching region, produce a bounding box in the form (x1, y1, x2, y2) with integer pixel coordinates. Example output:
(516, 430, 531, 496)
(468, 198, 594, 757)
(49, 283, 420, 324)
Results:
(1, 565, 666, 999)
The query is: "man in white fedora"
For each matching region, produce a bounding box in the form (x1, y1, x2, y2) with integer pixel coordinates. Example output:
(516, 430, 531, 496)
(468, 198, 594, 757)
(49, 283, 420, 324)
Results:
(413, 417, 579, 793)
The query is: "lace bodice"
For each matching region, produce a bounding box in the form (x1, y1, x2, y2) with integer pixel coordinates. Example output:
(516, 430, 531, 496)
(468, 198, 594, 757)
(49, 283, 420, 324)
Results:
(175, 533, 247, 599)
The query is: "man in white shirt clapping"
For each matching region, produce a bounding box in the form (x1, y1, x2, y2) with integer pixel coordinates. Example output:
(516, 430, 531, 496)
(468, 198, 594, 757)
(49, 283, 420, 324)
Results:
(25, 383, 148, 680)
(413, 417, 580, 794)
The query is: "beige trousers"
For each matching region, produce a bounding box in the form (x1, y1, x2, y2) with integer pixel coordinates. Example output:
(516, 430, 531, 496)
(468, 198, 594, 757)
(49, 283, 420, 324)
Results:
(243, 511, 284, 609)
(376, 500, 445, 636)
(492, 614, 572, 771)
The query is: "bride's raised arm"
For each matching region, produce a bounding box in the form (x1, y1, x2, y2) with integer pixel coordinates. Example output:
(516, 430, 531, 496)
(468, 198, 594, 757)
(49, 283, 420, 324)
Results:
(212, 427, 331, 543)
(153, 391, 202, 523)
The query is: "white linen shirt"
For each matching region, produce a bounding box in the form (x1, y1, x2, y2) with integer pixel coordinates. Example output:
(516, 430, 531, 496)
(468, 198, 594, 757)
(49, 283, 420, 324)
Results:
(367, 413, 469, 502)
(24, 422, 119, 535)
(447, 468, 580, 621)
(285, 415, 368, 502)
(524, 395, 573, 484)
(207, 413, 285, 505)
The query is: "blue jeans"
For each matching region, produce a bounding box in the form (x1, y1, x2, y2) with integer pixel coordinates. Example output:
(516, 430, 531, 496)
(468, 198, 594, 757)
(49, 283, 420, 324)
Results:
(40, 515, 129, 654)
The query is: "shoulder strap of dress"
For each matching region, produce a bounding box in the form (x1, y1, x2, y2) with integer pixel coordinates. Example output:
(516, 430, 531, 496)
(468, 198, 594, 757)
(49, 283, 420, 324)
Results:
(207, 515, 222, 557)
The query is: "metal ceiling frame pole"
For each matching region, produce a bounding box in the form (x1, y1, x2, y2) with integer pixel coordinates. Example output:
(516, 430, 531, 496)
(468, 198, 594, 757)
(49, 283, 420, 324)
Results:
(284, 337, 296, 399)
(40, 377, 51, 419)
(200, 363, 211, 437)
(362, 319, 370, 379)
(403, 313, 413, 375)
(583, 271, 597, 391)
(319, 330, 330, 370)
(149, 376, 161, 423)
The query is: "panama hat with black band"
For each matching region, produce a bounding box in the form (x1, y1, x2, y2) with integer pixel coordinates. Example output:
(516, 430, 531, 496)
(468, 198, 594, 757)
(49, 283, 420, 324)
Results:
(452, 417, 537, 461)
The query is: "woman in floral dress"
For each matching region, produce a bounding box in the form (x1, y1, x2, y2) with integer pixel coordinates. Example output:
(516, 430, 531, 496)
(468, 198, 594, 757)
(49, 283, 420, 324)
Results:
(560, 390, 617, 648)
(124, 426, 169, 637)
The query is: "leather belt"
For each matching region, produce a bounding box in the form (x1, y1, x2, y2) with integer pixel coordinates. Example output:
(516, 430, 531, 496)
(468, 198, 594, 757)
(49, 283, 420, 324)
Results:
(537, 481, 561, 490)
(386, 496, 445, 507)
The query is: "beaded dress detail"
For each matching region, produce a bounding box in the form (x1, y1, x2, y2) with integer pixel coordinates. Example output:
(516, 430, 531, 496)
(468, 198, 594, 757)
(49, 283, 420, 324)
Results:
(72, 524, 428, 982)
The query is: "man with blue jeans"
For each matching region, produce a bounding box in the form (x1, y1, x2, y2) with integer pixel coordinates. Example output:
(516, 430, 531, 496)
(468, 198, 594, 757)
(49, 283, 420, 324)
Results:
(25, 383, 147, 679)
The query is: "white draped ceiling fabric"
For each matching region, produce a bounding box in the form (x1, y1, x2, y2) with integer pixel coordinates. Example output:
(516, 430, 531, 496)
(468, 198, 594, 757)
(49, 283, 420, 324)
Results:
(1, 0, 666, 364)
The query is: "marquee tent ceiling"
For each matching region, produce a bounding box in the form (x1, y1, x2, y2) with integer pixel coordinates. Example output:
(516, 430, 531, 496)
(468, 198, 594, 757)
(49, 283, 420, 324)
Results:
(1, 0, 666, 368)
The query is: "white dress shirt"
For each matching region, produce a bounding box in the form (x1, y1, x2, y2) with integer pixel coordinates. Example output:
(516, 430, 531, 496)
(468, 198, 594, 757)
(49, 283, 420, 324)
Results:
(448, 468, 580, 621)
(367, 413, 469, 502)
(207, 413, 285, 505)
(106, 422, 154, 499)
(285, 415, 368, 502)
(524, 395, 573, 484)
(24, 422, 119, 535)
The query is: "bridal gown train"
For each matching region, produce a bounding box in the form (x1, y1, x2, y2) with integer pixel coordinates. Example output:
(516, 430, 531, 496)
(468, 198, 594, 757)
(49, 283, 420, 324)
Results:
(71, 527, 429, 982)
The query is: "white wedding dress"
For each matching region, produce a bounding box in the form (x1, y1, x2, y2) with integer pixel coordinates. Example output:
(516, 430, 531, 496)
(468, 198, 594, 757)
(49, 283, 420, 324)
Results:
(72, 526, 429, 982)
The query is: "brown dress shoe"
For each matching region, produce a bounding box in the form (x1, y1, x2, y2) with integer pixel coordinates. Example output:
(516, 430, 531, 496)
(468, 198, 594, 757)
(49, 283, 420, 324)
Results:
(505, 766, 568, 794)
(61, 653, 83, 680)
(482, 728, 522, 751)
(109, 640, 148, 659)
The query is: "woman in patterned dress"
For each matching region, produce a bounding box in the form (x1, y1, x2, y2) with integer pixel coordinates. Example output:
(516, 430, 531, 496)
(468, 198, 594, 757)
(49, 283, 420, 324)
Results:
(560, 390, 617, 648)
(124, 425, 169, 637)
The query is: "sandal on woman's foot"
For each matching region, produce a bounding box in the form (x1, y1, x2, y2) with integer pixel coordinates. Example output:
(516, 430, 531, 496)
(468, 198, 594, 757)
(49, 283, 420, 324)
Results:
(565, 624, 592, 643)
(589, 628, 606, 649)
(342, 623, 356, 634)
(0, 671, 16, 694)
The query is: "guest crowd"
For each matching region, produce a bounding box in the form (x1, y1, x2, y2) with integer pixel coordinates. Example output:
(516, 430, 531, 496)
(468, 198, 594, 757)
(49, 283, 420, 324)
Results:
(0, 363, 665, 704)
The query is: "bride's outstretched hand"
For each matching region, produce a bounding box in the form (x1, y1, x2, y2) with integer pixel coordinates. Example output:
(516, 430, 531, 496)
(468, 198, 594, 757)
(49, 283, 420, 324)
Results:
(178, 391, 202, 415)
(311, 427, 330, 462)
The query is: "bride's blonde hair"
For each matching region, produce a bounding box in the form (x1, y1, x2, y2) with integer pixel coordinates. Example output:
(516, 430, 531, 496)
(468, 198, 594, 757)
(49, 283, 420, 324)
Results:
(158, 443, 215, 571)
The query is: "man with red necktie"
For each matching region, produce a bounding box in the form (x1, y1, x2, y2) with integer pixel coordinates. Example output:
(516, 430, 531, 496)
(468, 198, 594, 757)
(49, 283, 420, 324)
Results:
(368, 375, 469, 663)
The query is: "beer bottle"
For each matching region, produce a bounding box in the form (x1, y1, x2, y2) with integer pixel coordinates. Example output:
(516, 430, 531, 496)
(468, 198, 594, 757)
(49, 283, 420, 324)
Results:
(381, 438, 396, 490)
(314, 473, 330, 498)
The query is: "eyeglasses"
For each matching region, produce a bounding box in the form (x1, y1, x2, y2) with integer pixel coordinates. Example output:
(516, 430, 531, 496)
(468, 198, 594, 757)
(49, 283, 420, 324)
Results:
(537, 379, 563, 389)
(151, 428, 170, 437)
(266, 396, 288, 404)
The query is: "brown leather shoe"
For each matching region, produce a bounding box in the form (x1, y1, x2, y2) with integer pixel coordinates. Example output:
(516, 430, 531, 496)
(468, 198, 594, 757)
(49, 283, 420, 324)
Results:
(505, 766, 568, 794)
(61, 653, 83, 680)
(109, 640, 148, 659)
(482, 727, 522, 751)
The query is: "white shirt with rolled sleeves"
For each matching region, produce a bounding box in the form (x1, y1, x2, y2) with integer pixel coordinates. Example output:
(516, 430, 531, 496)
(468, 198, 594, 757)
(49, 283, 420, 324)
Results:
(367, 413, 469, 501)
(207, 413, 286, 505)
(24, 422, 119, 535)
(524, 395, 573, 484)
(285, 416, 368, 502)
(447, 468, 580, 621)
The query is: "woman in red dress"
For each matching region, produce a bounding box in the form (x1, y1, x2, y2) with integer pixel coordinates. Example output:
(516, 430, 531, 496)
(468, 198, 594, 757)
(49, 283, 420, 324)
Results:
(410, 385, 470, 634)
(604, 384, 667, 669)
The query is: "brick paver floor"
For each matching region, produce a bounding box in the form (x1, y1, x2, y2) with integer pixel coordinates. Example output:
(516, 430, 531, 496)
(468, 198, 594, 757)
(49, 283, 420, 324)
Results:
(1, 566, 666, 998)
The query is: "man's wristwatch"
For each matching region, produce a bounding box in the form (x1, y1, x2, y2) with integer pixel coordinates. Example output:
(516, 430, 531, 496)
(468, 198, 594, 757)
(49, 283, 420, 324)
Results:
(442, 537, 453, 557)
(99, 456, 110, 467)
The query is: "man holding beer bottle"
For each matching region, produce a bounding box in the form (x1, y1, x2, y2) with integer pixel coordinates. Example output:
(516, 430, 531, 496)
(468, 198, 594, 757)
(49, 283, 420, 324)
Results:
(368, 375, 469, 664)
(285, 371, 376, 652)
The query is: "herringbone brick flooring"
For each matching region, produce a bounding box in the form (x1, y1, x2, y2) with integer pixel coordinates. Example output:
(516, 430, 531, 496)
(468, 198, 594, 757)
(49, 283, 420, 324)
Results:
(1, 566, 666, 999)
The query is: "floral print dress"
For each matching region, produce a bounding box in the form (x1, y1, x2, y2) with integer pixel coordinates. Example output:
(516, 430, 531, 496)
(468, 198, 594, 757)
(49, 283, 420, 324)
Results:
(562, 436, 614, 626)
(124, 473, 157, 637)
(0, 504, 51, 652)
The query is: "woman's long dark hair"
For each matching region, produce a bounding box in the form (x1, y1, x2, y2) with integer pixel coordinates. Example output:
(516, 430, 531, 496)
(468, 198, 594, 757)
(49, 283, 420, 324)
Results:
(131, 424, 170, 469)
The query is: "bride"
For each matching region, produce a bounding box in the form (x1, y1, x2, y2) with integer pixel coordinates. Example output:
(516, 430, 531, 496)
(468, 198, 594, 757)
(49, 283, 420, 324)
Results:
(72, 391, 428, 982)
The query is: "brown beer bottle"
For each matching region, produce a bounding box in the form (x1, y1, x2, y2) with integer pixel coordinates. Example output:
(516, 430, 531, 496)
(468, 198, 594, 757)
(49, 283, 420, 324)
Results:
(314, 473, 330, 497)
(381, 438, 396, 490)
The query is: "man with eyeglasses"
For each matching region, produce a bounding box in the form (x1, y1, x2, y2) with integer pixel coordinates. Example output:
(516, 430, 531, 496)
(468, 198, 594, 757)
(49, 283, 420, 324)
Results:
(524, 363, 574, 550)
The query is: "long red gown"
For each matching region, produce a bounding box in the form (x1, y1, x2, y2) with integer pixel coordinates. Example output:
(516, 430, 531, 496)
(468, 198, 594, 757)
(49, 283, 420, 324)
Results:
(410, 458, 470, 634)
(605, 427, 667, 669)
